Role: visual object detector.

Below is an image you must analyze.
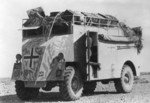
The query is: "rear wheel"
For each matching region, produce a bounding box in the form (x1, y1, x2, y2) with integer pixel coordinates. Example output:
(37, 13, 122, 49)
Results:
(83, 82, 96, 94)
(15, 81, 39, 100)
(114, 65, 134, 93)
(60, 66, 83, 101)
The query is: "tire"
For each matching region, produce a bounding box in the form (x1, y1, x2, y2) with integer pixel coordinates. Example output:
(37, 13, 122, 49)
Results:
(15, 81, 39, 100)
(114, 65, 134, 93)
(60, 66, 83, 101)
(83, 82, 96, 94)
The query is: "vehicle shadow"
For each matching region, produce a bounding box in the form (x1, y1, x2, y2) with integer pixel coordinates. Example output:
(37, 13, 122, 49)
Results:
(0, 92, 64, 103)
(82, 91, 119, 97)
(0, 94, 24, 103)
(0, 91, 120, 103)
(35, 92, 64, 102)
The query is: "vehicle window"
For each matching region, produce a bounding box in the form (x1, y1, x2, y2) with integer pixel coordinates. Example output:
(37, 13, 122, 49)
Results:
(51, 22, 72, 35)
(23, 27, 43, 38)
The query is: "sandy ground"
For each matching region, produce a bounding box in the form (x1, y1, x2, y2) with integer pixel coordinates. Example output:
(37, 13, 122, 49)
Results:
(0, 73, 150, 103)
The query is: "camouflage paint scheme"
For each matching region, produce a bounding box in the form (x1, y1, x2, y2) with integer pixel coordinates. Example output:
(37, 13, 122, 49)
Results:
(12, 34, 73, 81)
(22, 37, 45, 81)
(37, 35, 73, 81)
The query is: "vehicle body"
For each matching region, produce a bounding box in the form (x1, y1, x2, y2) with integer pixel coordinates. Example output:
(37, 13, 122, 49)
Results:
(12, 7, 143, 101)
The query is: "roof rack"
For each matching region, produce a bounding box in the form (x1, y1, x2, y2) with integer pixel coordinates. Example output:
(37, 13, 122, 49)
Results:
(22, 9, 119, 28)
(73, 15, 118, 27)
(61, 10, 119, 27)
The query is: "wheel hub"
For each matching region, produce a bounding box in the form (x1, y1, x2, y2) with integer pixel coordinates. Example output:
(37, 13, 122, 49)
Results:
(124, 72, 130, 84)
(71, 77, 79, 93)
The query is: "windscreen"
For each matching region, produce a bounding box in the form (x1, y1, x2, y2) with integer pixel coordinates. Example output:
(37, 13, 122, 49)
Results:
(51, 22, 72, 35)
(23, 27, 43, 38)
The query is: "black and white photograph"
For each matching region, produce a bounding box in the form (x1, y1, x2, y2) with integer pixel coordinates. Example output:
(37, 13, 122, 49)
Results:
(0, 0, 150, 103)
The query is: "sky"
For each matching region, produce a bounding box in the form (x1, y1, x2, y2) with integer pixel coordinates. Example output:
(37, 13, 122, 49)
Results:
(0, 0, 150, 77)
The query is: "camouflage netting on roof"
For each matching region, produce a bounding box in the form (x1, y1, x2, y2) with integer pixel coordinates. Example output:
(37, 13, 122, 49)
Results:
(23, 7, 119, 27)
(23, 7, 53, 27)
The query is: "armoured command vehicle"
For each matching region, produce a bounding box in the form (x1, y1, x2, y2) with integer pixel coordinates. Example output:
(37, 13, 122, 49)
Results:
(12, 7, 143, 100)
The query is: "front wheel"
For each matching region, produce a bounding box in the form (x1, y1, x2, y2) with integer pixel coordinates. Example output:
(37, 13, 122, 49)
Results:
(114, 65, 134, 93)
(15, 81, 39, 100)
(60, 66, 83, 101)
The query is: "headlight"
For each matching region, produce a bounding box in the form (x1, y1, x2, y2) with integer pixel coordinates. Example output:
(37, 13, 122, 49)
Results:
(16, 54, 22, 61)
(58, 53, 64, 61)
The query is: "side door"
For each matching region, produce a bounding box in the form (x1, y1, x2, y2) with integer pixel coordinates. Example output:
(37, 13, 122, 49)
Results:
(97, 27, 118, 79)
